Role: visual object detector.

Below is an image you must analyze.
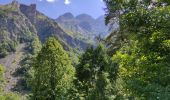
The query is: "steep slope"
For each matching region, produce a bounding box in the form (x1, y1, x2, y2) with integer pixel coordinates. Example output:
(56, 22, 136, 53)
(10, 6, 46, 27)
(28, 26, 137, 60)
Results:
(56, 13, 109, 40)
(0, 1, 93, 61)
(0, 1, 38, 94)
(0, 43, 26, 93)
(0, 1, 37, 58)
(0, 1, 91, 62)
(76, 14, 96, 33)
(94, 15, 109, 36)
(0, 1, 90, 95)
(20, 4, 89, 50)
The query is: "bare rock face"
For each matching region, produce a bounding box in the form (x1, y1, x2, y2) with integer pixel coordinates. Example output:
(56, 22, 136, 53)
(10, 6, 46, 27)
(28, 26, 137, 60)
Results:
(20, 4, 37, 24)
(11, 0, 20, 11)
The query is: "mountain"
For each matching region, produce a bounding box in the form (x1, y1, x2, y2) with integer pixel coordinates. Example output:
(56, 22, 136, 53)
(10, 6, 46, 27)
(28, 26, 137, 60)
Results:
(0, 1, 92, 94)
(0, 1, 90, 57)
(0, 1, 37, 58)
(56, 13, 109, 40)
(0, 1, 109, 96)
(19, 4, 90, 51)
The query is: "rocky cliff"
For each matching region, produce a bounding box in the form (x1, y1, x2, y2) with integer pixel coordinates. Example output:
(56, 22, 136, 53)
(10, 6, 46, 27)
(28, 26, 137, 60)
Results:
(0, 1, 90, 57)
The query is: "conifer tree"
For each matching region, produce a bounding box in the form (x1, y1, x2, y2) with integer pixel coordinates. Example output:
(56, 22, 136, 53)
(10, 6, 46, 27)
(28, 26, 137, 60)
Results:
(31, 37, 75, 100)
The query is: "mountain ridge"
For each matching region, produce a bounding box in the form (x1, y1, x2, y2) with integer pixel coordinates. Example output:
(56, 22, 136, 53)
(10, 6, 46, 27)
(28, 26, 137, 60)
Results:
(56, 12, 109, 39)
(0, 1, 91, 55)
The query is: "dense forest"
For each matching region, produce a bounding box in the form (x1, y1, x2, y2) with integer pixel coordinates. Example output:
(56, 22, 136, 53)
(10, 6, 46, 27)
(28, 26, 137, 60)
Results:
(0, 0, 170, 100)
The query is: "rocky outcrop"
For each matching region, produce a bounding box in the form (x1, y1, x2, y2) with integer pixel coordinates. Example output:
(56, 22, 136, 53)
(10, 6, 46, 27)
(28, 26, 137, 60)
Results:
(10, 0, 20, 10)
(0, 2, 90, 54)
(20, 4, 37, 24)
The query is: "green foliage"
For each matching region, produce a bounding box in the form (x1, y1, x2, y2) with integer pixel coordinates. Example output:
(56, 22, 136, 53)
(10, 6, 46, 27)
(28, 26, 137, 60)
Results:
(76, 44, 117, 100)
(0, 5, 17, 15)
(0, 65, 22, 100)
(31, 37, 75, 100)
(37, 14, 47, 20)
(0, 64, 5, 90)
(0, 93, 22, 100)
(104, 0, 170, 99)
(26, 37, 42, 55)
(0, 40, 17, 58)
(11, 36, 42, 92)
(113, 39, 170, 99)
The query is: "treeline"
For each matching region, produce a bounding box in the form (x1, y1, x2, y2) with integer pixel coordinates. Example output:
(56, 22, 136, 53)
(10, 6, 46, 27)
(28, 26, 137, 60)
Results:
(27, 37, 117, 100)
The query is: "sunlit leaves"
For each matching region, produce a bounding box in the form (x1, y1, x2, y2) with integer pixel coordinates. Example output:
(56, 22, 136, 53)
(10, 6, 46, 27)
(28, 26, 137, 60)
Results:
(104, 0, 170, 99)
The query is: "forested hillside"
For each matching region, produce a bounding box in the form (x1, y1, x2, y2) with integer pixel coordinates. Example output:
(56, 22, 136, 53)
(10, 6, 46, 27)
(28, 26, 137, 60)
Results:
(0, 0, 170, 100)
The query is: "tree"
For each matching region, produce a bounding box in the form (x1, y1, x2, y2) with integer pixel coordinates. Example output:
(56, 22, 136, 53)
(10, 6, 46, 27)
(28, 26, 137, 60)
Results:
(31, 37, 75, 100)
(0, 64, 4, 92)
(0, 65, 22, 100)
(104, 0, 170, 99)
(76, 44, 117, 100)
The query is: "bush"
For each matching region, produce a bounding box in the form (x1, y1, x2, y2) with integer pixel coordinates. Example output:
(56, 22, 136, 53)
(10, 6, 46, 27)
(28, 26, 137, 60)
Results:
(0, 40, 17, 58)
(0, 93, 22, 100)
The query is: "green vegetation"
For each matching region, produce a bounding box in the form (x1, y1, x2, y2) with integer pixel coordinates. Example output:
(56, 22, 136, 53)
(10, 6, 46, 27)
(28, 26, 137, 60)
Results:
(27, 41, 118, 100)
(0, 0, 170, 100)
(0, 64, 5, 90)
(0, 93, 22, 100)
(0, 64, 22, 100)
(75, 44, 117, 99)
(0, 40, 17, 58)
(0, 2, 19, 15)
(0, 6, 17, 15)
(104, 0, 170, 99)
(30, 37, 75, 100)
(26, 37, 42, 55)
(37, 14, 47, 20)
(14, 37, 42, 91)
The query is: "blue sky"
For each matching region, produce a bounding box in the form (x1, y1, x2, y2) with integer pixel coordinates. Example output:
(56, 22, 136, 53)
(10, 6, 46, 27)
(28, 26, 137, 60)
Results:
(0, 0, 106, 19)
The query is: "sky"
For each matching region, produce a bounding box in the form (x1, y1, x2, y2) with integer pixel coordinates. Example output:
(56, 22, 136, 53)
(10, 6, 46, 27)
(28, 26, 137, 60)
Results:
(0, 0, 106, 19)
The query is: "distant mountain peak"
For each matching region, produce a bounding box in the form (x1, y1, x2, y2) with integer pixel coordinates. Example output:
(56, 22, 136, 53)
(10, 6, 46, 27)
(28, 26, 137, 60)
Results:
(76, 14, 95, 22)
(56, 12, 109, 38)
(58, 12, 74, 20)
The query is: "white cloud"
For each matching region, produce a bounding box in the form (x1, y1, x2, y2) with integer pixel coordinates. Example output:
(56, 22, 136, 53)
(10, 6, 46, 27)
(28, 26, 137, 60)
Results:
(64, 0, 71, 5)
(46, 0, 56, 3)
